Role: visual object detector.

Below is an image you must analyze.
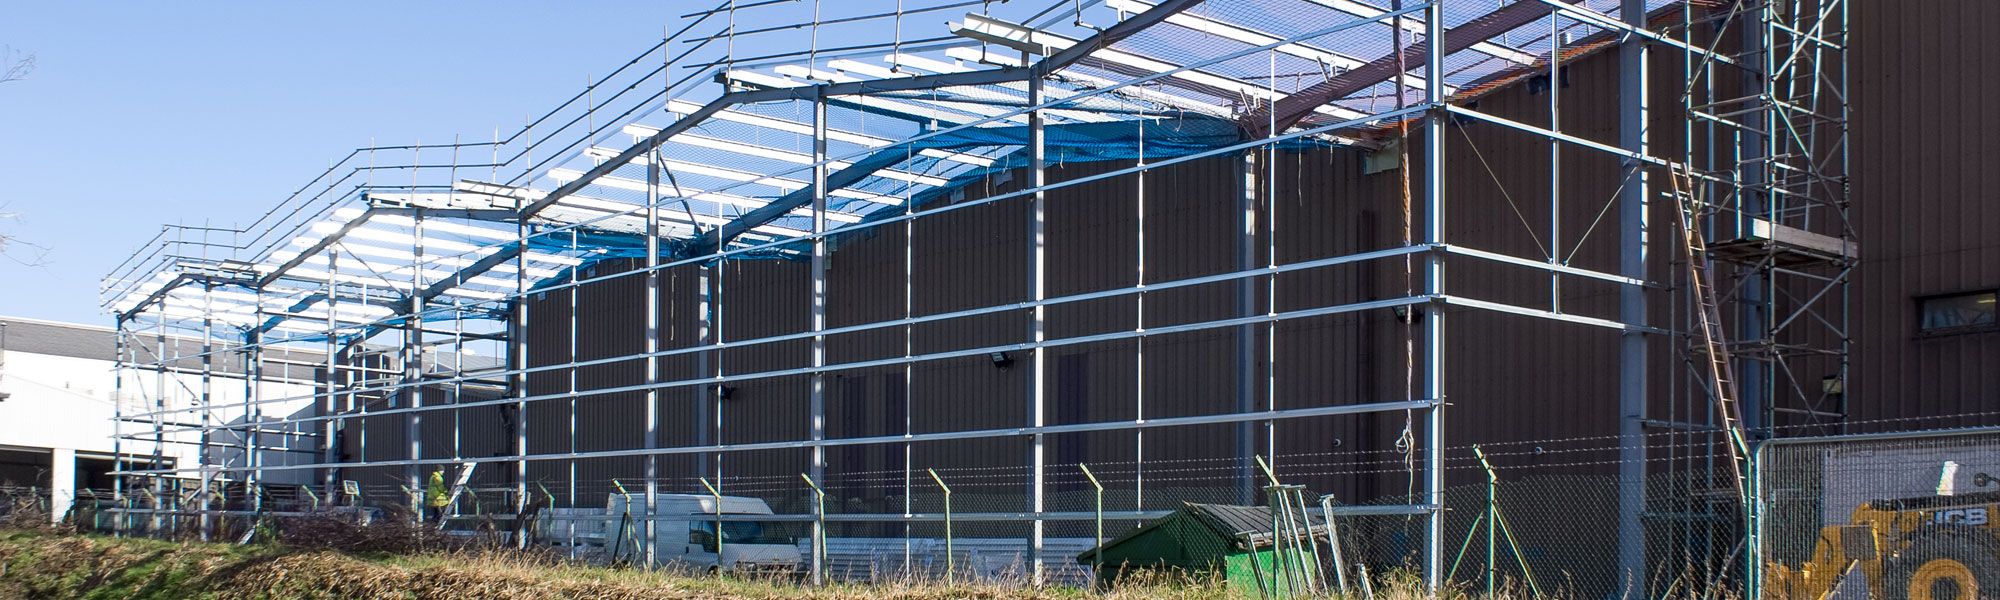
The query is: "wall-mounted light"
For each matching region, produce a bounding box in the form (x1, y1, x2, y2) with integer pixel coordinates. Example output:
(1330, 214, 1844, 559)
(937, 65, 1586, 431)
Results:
(989, 351, 1014, 369)
(1393, 305, 1421, 324)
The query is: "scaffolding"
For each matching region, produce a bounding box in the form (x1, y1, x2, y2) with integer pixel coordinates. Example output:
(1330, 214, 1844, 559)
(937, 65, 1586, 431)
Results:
(100, 0, 1844, 592)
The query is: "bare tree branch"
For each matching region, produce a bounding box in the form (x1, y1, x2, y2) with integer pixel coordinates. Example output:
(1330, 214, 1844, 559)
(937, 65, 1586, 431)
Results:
(0, 53, 45, 265)
(1, 46, 33, 84)
(0, 203, 49, 267)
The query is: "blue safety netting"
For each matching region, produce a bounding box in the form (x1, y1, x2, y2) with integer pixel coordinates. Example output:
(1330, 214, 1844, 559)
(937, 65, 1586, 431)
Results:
(541, 113, 1328, 284)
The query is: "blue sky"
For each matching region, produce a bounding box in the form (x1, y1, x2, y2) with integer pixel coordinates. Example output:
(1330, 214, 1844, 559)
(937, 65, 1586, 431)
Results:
(0, 3, 690, 325)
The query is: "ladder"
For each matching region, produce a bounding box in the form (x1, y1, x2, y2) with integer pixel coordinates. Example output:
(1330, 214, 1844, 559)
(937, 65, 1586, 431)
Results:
(1670, 165, 1752, 499)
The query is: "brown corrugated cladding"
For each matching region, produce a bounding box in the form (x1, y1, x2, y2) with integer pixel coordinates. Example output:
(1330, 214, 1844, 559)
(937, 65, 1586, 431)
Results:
(502, 30, 1779, 510)
(1421, 39, 1692, 481)
(711, 256, 813, 503)
(415, 385, 510, 488)
(523, 274, 577, 500)
(1849, 0, 2000, 432)
(332, 350, 407, 492)
(330, 342, 512, 491)
(1257, 39, 1709, 493)
(522, 259, 712, 504)
(572, 260, 646, 497)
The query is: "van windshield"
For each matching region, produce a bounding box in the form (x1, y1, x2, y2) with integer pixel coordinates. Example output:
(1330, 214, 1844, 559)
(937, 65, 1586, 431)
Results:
(692, 519, 793, 545)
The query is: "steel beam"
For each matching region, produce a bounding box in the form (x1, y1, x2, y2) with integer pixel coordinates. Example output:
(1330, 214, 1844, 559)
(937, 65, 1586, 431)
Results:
(415, 0, 1207, 305)
(1242, 0, 1584, 137)
(133, 246, 1438, 425)
(124, 398, 1440, 477)
(258, 208, 381, 290)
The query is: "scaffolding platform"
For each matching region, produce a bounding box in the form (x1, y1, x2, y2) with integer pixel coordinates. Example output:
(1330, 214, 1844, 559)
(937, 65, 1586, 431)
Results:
(1705, 217, 1854, 269)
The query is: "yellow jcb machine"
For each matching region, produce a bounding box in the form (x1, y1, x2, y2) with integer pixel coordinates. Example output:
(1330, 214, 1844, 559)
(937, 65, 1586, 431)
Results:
(1767, 472, 2000, 600)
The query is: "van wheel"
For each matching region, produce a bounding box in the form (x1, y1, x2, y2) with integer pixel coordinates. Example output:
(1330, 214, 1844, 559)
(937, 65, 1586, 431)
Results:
(1885, 535, 2000, 600)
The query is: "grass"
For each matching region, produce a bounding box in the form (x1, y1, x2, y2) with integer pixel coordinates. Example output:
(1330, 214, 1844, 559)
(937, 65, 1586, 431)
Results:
(0, 523, 1695, 599)
(0, 528, 1233, 600)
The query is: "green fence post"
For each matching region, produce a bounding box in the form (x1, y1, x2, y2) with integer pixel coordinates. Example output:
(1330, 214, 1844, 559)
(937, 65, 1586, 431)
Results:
(801, 474, 827, 586)
(531, 482, 555, 549)
(1474, 448, 1543, 597)
(1254, 455, 1300, 598)
(1079, 463, 1104, 587)
(1476, 445, 1497, 596)
(698, 476, 724, 575)
(1290, 487, 1325, 590)
(927, 468, 953, 585)
(1746, 442, 1762, 600)
(1318, 493, 1351, 595)
(611, 479, 642, 563)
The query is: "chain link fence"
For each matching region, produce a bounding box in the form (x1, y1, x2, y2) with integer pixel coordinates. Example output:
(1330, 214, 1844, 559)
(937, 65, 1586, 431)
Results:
(1756, 428, 2000, 600)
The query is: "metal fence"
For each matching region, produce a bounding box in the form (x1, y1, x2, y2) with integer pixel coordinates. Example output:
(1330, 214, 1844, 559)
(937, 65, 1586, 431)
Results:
(1755, 427, 2000, 600)
(68, 436, 1764, 597)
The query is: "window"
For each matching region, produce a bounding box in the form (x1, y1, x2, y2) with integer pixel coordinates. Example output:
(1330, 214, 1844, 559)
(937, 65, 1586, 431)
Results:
(689, 519, 794, 550)
(1919, 291, 1998, 335)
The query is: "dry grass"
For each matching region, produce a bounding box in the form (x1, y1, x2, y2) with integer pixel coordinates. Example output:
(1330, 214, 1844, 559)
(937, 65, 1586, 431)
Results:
(0, 523, 1735, 599)
(0, 528, 1231, 600)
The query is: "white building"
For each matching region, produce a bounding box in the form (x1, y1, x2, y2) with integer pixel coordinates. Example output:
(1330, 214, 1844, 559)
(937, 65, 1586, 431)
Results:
(0, 316, 319, 522)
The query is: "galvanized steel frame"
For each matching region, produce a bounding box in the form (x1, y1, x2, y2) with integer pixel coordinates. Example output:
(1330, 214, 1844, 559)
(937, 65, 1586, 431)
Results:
(95, 0, 1806, 591)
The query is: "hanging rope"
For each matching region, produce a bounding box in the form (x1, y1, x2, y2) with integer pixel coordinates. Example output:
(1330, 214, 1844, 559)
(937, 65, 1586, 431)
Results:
(1392, 0, 1418, 505)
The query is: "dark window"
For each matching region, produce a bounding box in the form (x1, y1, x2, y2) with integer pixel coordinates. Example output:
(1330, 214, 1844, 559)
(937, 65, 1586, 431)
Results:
(1055, 354, 1089, 492)
(1919, 291, 1998, 335)
(1056, 353, 1089, 426)
(840, 377, 868, 479)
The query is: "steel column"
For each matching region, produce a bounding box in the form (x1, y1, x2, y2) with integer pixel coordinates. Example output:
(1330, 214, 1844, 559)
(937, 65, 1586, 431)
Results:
(244, 307, 263, 516)
(1419, 0, 1447, 588)
(809, 86, 830, 586)
(153, 317, 166, 535)
(1615, 0, 1652, 587)
(1235, 152, 1259, 506)
(512, 211, 531, 548)
(1026, 66, 1048, 586)
(324, 250, 342, 498)
(199, 283, 214, 541)
(644, 142, 664, 568)
(1736, 0, 1771, 434)
(111, 320, 127, 536)
(405, 209, 426, 521)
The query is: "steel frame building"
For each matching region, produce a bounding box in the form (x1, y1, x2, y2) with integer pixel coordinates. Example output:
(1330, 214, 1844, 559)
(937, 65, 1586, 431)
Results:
(101, 0, 1845, 590)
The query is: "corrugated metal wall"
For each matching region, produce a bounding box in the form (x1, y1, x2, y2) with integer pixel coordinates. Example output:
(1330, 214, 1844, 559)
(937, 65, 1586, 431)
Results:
(481, 42, 1702, 515)
(335, 8, 2000, 514)
(1849, 0, 2000, 430)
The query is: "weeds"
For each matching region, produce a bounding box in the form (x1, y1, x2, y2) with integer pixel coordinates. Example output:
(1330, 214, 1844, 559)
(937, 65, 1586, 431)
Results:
(0, 528, 1230, 599)
(0, 523, 1738, 599)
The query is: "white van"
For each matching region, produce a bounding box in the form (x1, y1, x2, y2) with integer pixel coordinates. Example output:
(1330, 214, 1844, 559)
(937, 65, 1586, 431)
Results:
(605, 493, 802, 573)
